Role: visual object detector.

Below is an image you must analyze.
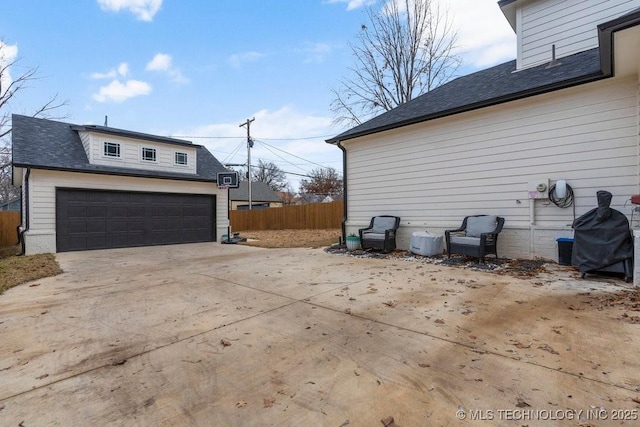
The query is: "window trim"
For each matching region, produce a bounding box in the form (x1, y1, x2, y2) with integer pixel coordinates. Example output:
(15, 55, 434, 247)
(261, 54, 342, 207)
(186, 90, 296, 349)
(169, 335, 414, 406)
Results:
(141, 147, 157, 162)
(103, 141, 121, 158)
(174, 151, 188, 166)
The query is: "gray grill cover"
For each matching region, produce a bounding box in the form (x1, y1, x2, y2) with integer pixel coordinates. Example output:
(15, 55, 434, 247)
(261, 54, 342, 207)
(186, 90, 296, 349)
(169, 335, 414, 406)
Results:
(571, 191, 633, 273)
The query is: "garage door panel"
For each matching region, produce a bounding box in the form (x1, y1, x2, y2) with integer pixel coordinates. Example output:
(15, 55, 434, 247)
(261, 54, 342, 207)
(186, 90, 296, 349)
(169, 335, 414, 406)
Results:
(86, 219, 107, 233)
(56, 189, 215, 252)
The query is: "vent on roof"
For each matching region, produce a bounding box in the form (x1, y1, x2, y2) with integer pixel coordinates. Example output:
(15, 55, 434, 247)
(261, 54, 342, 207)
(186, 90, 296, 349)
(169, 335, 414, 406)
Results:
(546, 44, 561, 69)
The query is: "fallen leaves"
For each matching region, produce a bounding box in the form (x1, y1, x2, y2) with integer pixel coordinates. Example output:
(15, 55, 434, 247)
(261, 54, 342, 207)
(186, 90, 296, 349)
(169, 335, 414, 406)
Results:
(511, 341, 532, 349)
(263, 398, 275, 408)
(538, 344, 559, 355)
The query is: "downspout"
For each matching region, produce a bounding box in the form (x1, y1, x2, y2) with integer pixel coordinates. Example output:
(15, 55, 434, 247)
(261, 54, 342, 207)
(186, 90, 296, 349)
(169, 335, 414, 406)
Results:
(19, 168, 30, 256)
(337, 141, 347, 244)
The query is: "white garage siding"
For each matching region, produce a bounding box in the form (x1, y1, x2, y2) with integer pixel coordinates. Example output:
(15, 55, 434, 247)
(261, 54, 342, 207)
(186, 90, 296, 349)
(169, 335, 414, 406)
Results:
(78, 132, 198, 175)
(22, 169, 227, 255)
(343, 75, 639, 260)
(518, 0, 640, 69)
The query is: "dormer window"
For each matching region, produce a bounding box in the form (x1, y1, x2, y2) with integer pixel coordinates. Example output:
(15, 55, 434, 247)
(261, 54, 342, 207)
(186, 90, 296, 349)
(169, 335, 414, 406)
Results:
(141, 147, 157, 162)
(104, 142, 121, 158)
(174, 152, 188, 166)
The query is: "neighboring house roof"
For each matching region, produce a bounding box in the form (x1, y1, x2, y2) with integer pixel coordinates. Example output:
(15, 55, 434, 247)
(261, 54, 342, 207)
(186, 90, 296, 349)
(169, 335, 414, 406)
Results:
(230, 181, 283, 202)
(11, 114, 227, 182)
(326, 7, 640, 145)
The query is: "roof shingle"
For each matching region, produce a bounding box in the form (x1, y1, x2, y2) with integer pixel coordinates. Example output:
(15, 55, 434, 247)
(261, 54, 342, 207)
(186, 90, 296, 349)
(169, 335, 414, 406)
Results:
(12, 114, 227, 182)
(327, 48, 603, 143)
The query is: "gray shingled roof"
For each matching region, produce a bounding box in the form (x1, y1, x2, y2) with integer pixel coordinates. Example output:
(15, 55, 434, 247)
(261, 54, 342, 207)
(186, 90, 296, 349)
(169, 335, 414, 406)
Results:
(12, 114, 227, 182)
(230, 180, 283, 202)
(326, 47, 603, 144)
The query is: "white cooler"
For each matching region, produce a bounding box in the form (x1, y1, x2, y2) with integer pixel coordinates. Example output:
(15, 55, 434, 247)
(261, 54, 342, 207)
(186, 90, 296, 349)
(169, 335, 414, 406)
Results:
(410, 231, 443, 256)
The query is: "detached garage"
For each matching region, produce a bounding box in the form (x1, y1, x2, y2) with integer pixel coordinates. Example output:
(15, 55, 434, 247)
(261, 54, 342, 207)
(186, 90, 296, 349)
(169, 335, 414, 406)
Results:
(11, 115, 229, 255)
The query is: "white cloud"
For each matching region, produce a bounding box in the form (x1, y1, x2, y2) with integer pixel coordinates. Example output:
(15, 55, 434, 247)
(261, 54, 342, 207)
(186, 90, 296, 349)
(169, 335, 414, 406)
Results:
(0, 41, 18, 98)
(228, 51, 265, 68)
(445, 0, 516, 68)
(300, 42, 333, 64)
(97, 0, 162, 21)
(93, 79, 152, 102)
(117, 62, 129, 76)
(91, 62, 129, 79)
(326, 0, 376, 11)
(146, 53, 171, 71)
(146, 53, 188, 84)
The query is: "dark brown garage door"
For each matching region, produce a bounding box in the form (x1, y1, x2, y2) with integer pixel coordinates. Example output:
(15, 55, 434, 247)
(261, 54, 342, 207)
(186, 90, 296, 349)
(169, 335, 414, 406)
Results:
(56, 189, 215, 252)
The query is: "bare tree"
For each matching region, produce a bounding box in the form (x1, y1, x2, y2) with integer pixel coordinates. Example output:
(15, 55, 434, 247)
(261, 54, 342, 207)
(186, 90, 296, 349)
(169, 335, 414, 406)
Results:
(330, 0, 460, 127)
(299, 167, 343, 202)
(0, 144, 16, 204)
(1, 40, 68, 203)
(252, 159, 288, 192)
(279, 183, 298, 206)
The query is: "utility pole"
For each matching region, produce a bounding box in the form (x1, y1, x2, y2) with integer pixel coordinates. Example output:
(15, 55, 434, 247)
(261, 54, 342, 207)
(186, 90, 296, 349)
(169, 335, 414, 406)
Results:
(239, 117, 255, 210)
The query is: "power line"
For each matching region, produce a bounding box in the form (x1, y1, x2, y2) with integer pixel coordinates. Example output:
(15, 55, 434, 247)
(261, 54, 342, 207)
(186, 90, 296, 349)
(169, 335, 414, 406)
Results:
(258, 141, 310, 174)
(170, 133, 335, 140)
(254, 138, 333, 171)
(221, 140, 245, 164)
(226, 161, 312, 179)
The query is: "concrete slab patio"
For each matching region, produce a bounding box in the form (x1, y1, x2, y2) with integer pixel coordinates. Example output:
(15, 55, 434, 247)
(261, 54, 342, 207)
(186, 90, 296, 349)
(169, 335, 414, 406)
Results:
(0, 243, 639, 426)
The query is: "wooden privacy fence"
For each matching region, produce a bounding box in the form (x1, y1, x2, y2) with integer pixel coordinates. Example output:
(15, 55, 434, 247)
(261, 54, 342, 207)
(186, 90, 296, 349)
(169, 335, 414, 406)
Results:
(0, 211, 21, 247)
(230, 201, 343, 231)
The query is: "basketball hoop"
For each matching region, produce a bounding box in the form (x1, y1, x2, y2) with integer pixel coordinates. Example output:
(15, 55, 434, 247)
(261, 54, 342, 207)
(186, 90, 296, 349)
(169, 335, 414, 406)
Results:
(218, 185, 230, 190)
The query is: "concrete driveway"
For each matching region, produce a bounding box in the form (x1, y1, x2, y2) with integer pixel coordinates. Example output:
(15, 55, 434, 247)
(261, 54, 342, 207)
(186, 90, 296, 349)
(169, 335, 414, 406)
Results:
(1, 243, 639, 426)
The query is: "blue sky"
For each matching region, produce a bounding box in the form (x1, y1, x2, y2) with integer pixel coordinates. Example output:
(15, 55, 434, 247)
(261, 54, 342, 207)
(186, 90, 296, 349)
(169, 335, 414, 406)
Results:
(2, 0, 516, 189)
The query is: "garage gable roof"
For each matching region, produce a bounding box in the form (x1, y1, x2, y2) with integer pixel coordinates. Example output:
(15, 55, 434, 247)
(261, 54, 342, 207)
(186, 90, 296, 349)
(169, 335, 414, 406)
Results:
(70, 123, 196, 147)
(12, 114, 227, 182)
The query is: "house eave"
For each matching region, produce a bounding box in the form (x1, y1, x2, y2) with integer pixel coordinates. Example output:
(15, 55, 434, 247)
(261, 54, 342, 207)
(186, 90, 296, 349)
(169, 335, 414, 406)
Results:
(326, 8, 640, 146)
(598, 8, 640, 76)
(10, 163, 217, 183)
(326, 70, 605, 145)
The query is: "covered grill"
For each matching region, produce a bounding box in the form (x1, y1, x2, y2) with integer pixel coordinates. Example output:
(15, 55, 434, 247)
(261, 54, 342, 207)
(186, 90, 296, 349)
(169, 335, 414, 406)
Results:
(572, 190, 633, 282)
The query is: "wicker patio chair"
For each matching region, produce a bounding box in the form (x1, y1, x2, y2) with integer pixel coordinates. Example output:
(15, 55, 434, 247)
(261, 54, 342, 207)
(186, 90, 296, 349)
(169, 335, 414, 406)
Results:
(445, 215, 505, 263)
(359, 215, 401, 253)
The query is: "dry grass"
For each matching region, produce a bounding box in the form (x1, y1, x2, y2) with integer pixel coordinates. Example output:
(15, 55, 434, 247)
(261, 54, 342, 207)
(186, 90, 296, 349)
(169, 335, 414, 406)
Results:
(237, 228, 341, 248)
(0, 245, 63, 294)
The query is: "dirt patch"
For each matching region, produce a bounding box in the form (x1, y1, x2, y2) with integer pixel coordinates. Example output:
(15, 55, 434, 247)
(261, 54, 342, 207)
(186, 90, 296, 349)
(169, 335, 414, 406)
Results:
(0, 244, 20, 259)
(236, 229, 341, 248)
(0, 246, 63, 294)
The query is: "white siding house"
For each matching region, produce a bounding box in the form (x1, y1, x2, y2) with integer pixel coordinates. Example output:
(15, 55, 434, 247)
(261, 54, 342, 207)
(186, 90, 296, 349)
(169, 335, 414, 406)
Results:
(12, 115, 230, 255)
(501, 0, 640, 69)
(327, 0, 640, 262)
